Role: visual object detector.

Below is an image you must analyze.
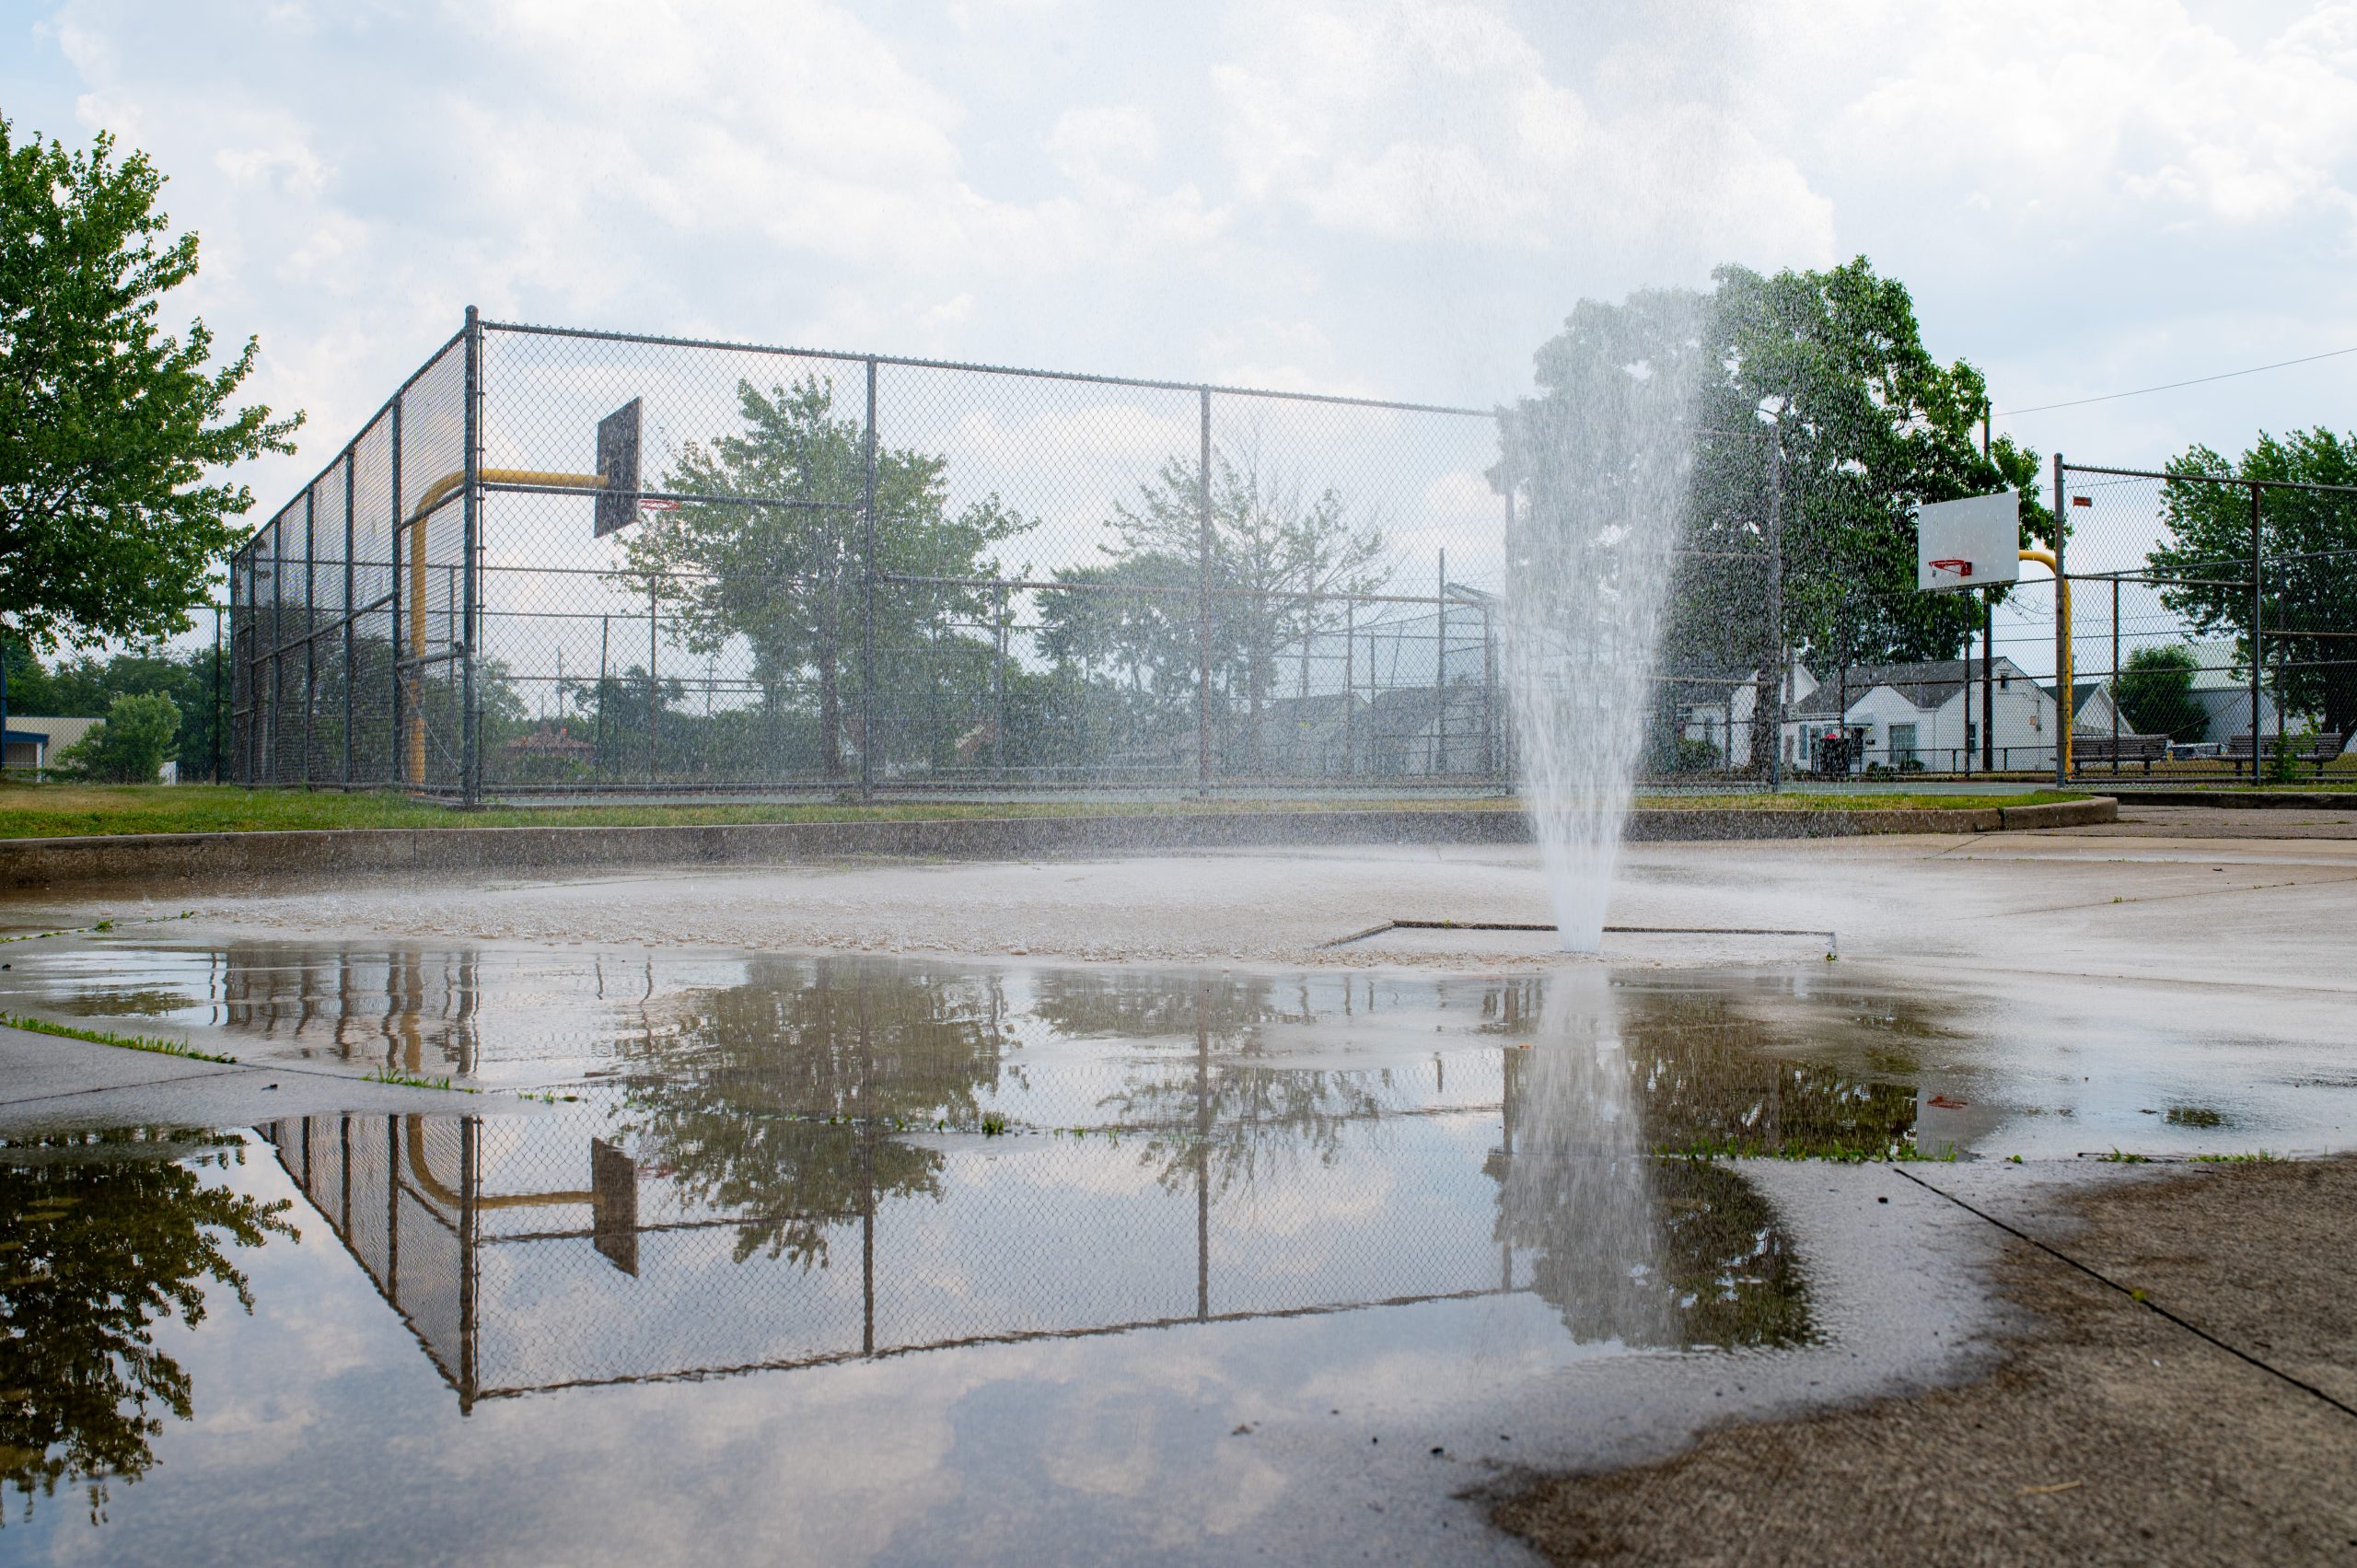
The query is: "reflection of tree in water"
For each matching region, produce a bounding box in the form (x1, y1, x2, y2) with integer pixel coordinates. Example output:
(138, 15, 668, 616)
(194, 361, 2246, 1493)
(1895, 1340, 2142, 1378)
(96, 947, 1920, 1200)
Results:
(1481, 977, 1924, 1158)
(1033, 972, 1391, 1197)
(1650, 1159, 1809, 1348)
(0, 1130, 296, 1523)
(617, 958, 1013, 1266)
(1483, 976, 1820, 1349)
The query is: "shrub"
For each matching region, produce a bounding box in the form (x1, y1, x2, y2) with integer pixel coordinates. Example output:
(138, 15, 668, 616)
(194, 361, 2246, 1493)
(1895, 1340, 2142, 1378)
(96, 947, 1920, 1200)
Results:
(1668, 736, 1723, 774)
(55, 692, 180, 783)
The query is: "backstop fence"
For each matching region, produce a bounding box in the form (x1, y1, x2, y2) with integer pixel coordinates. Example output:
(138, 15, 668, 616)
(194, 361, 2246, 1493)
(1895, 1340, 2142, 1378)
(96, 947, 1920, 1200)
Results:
(226, 312, 2351, 798)
(226, 311, 1540, 800)
(226, 313, 1816, 801)
(1816, 459, 2355, 784)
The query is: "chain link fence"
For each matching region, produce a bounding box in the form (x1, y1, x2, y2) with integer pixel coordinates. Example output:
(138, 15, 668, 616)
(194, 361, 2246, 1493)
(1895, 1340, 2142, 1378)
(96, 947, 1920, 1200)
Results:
(229, 314, 1534, 799)
(1762, 459, 2357, 785)
(230, 313, 1813, 799)
(2047, 460, 2356, 784)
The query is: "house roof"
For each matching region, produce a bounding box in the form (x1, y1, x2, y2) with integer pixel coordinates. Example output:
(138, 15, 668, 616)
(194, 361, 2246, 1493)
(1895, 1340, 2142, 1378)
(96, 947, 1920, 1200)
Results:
(0, 715, 100, 748)
(1785, 658, 2028, 721)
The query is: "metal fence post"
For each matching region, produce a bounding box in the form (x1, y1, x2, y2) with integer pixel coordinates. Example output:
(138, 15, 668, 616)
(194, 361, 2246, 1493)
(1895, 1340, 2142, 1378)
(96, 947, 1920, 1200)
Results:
(389, 397, 404, 789)
(1981, 593, 1994, 772)
(343, 454, 356, 786)
(1342, 597, 1355, 778)
(1766, 428, 1784, 792)
(2250, 481, 2264, 787)
(2121, 573, 2140, 772)
(647, 582, 659, 787)
(212, 604, 224, 783)
(1434, 549, 1447, 775)
(459, 305, 482, 807)
(2052, 451, 2067, 789)
(862, 356, 879, 799)
(302, 487, 317, 787)
(1197, 386, 1213, 794)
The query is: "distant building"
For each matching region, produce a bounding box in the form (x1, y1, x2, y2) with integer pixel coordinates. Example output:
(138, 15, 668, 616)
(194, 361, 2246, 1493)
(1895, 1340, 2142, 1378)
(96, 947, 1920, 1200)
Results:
(1680, 659, 2113, 772)
(0, 715, 101, 773)
(2173, 639, 2284, 745)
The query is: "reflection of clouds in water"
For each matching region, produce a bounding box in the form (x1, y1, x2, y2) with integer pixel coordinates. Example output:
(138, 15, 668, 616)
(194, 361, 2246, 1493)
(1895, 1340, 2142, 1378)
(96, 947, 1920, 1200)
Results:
(1498, 970, 1672, 1348)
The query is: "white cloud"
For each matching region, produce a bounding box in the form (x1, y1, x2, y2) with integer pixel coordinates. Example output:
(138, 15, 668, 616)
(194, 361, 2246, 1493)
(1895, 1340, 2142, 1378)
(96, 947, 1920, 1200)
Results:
(10, 0, 2354, 610)
(1209, 0, 1836, 273)
(1048, 104, 1162, 185)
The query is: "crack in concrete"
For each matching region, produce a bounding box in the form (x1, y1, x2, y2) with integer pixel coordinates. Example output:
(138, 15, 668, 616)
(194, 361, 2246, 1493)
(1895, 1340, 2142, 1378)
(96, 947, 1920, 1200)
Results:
(1890, 1165, 2357, 1423)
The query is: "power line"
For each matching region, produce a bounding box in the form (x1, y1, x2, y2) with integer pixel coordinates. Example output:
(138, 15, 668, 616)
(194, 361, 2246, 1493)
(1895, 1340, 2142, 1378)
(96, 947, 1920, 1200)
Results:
(1997, 345, 2357, 416)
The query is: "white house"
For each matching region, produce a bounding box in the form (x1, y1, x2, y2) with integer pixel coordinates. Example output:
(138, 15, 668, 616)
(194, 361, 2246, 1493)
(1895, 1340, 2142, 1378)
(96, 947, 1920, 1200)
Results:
(1680, 659, 2116, 773)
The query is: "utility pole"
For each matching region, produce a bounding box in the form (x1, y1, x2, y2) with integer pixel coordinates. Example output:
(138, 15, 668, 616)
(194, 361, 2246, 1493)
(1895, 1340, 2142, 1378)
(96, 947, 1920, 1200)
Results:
(1766, 427, 1785, 791)
(1981, 400, 1995, 773)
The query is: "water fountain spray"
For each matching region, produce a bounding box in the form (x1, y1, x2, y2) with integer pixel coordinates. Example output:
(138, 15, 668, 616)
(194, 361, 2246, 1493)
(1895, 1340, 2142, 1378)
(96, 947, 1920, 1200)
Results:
(1500, 292, 1706, 951)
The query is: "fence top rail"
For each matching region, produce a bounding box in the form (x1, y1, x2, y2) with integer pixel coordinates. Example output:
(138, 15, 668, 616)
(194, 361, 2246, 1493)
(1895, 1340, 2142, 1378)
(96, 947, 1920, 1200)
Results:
(232, 324, 470, 569)
(2061, 460, 2357, 498)
(477, 316, 1498, 421)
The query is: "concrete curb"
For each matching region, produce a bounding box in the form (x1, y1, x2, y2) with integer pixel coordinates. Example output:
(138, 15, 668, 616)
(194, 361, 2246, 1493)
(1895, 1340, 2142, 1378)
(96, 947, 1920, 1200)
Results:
(1995, 798, 2118, 830)
(2118, 789, 2357, 812)
(0, 799, 2117, 889)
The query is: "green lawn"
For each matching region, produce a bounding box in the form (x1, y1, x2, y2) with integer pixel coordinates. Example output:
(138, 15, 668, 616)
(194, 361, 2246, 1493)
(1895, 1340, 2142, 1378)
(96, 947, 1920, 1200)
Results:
(0, 782, 2093, 841)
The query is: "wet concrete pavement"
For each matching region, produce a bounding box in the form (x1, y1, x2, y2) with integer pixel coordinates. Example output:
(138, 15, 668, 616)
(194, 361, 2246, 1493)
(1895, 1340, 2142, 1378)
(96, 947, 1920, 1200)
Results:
(1, 812, 2350, 1562)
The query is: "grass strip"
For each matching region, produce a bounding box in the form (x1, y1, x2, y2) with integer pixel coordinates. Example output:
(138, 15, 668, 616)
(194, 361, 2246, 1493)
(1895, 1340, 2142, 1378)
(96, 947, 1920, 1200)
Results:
(2, 1012, 238, 1064)
(0, 782, 2091, 841)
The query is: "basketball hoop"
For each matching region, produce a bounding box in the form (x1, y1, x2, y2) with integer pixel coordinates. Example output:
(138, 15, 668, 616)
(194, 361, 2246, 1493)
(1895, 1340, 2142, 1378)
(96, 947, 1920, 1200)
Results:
(1916, 494, 2019, 593)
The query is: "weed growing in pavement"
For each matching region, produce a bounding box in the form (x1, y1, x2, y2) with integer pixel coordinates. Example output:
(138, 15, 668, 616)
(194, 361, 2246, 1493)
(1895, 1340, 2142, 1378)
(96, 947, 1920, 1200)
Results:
(3, 1012, 237, 1063)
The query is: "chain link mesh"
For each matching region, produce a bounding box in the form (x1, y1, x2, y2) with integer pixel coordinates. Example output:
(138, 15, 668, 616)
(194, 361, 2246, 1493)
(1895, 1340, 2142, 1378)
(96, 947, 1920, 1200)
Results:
(227, 317, 1801, 797)
(2052, 464, 2356, 783)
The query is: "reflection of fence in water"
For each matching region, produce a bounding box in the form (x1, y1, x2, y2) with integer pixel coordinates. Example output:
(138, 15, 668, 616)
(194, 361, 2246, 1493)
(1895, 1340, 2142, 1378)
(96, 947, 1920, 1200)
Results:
(259, 1016, 1878, 1404)
(261, 1098, 1522, 1409)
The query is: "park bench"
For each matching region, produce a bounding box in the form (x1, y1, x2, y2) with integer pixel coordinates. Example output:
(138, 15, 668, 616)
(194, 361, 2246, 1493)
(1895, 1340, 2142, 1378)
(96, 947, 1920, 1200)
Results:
(2223, 731, 2349, 776)
(2073, 733, 2170, 771)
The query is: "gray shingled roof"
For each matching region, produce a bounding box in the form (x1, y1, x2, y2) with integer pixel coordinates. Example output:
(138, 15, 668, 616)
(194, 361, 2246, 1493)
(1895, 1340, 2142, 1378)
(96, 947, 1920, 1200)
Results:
(1786, 658, 2030, 720)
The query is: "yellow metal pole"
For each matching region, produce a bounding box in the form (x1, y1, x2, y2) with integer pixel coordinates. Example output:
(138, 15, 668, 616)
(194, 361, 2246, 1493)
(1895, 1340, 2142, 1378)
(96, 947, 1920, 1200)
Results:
(2019, 547, 2070, 778)
(401, 470, 609, 785)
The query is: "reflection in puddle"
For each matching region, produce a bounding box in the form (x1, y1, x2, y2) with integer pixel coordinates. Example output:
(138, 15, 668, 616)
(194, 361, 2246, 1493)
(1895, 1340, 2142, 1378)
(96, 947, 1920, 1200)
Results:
(1498, 971, 1671, 1347)
(0, 1130, 295, 1524)
(246, 963, 1818, 1410)
(2, 947, 1933, 1540)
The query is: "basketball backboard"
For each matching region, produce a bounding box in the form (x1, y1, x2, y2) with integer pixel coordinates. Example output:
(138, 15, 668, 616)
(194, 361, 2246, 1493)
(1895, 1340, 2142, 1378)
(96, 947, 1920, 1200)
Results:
(593, 398, 643, 538)
(1915, 491, 2021, 592)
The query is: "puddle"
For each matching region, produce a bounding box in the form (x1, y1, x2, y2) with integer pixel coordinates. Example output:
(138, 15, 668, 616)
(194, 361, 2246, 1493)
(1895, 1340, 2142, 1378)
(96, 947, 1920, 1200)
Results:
(0, 955, 1852, 1559)
(3, 939, 2349, 1558)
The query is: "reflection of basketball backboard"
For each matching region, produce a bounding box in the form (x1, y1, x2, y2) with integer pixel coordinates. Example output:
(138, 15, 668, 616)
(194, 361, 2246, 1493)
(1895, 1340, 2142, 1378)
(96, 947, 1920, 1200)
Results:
(1915, 492, 2021, 592)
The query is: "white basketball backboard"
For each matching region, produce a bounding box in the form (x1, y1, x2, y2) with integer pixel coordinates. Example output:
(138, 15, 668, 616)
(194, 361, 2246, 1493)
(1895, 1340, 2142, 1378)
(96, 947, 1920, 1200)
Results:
(1915, 492, 2021, 592)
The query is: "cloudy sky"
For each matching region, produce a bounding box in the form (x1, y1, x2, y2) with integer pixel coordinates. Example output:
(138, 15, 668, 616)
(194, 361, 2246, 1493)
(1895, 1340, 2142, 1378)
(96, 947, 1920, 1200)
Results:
(5, 0, 2354, 521)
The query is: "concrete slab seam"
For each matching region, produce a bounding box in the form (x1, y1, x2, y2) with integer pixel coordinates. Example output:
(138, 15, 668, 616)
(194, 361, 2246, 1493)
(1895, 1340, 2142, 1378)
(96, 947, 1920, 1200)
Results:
(1889, 1166, 2357, 1423)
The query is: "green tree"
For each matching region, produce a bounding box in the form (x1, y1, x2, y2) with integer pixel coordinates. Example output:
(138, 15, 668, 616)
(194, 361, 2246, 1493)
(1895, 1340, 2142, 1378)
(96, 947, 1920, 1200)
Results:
(0, 1130, 296, 1523)
(1500, 259, 2052, 768)
(0, 121, 300, 655)
(54, 690, 179, 781)
(615, 377, 1029, 780)
(1039, 448, 1390, 771)
(1701, 261, 2050, 669)
(2112, 645, 2208, 739)
(2147, 430, 2357, 738)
